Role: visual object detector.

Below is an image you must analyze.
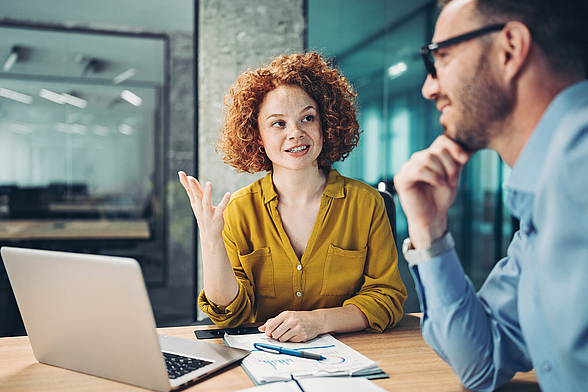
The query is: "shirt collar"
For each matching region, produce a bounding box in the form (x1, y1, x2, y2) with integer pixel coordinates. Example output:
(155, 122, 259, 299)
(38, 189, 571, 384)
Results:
(504, 80, 588, 196)
(261, 167, 345, 205)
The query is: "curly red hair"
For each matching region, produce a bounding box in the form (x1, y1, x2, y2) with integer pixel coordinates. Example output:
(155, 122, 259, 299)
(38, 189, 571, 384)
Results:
(217, 52, 360, 173)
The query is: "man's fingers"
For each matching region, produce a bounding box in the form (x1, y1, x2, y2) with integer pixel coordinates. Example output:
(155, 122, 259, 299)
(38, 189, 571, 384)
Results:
(431, 135, 472, 165)
(399, 151, 449, 188)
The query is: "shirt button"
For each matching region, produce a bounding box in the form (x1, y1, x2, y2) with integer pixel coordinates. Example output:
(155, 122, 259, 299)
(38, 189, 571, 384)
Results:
(541, 361, 552, 372)
(297, 265, 302, 271)
(296, 291, 302, 297)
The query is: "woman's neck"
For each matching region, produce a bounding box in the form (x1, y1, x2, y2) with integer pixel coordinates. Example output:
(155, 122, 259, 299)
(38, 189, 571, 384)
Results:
(272, 165, 328, 206)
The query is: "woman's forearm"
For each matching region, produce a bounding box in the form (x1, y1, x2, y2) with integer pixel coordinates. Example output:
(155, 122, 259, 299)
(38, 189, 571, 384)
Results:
(313, 304, 369, 335)
(200, 232, 239, 306)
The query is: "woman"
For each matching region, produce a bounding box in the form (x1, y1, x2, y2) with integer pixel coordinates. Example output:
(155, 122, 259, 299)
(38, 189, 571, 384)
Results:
(179, 52, 406, 342)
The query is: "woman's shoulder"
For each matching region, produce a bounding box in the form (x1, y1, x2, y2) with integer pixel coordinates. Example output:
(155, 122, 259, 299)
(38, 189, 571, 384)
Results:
(226, 173, 272, 209)
(338, 173, 382, 201)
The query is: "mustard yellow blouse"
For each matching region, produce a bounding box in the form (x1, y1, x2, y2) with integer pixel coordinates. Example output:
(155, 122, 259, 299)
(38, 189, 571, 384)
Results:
(198, 169, 407, 332)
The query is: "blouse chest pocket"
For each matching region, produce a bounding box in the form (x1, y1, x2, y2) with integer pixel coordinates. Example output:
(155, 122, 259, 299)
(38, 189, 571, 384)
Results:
(238, 247, 275, 298)
(320, 244, 367, 296)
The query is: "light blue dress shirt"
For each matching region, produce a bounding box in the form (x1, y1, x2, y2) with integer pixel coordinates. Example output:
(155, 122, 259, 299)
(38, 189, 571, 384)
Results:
(410, 80, 588, 392)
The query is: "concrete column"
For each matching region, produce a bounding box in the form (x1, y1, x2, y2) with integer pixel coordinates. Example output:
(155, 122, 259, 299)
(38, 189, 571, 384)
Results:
(196, 0, 305, 317)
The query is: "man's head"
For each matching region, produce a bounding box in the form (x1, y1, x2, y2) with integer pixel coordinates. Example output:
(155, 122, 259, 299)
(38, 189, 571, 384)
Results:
(422, 0, 587, 153)
(441, 0, 588, 78)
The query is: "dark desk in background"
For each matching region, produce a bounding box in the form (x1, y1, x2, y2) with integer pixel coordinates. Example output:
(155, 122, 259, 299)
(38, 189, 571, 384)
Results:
(0, 219, 150, 241)
(0, 219, 152, 337)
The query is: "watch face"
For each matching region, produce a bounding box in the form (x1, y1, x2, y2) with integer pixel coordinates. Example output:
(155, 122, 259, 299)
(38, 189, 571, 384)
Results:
(402, 237, 413, 260)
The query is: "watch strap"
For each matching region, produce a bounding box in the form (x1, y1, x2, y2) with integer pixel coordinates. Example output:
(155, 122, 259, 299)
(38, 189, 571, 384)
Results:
(402, 231, 455, 266)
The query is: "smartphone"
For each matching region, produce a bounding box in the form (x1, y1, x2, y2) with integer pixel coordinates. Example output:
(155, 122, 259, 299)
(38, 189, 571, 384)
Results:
(194, 325, 261, 339)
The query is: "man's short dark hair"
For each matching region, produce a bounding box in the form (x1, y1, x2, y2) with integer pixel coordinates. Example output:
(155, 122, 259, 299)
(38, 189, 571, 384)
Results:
(439, 0, 588, 78)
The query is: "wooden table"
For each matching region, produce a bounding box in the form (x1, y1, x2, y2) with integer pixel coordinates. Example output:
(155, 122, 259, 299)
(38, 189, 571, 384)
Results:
(0, 314, 538, 391)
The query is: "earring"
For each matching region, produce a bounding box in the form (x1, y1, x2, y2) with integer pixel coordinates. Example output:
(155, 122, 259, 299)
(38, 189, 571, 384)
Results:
(259, 146, 265, 153)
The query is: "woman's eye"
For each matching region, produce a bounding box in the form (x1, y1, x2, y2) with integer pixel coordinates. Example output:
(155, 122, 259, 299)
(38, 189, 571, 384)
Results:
(302, 115, 314, 123)
(272, 121, 286, 128)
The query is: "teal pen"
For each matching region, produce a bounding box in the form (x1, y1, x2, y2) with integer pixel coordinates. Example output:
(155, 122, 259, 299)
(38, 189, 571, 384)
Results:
(253, 343, 326, 360)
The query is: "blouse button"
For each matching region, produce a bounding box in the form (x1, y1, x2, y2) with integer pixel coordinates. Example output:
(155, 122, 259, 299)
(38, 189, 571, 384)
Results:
(297, 265, 302, 271)
(296, 291, 302, 297)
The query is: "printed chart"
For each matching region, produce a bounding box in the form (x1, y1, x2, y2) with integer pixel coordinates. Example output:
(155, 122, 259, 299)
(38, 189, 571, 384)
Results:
(224, 333, 382, 384)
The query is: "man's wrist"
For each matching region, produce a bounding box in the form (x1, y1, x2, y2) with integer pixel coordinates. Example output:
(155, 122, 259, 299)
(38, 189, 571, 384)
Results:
(402, 231, 455, 266)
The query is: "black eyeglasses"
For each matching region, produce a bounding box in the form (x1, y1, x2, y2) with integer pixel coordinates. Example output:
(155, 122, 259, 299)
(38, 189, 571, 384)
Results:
(420, 23, 506, 78)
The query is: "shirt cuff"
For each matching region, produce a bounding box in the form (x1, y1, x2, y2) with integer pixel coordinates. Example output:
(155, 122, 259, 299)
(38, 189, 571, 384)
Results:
(198, 284, 248, 321)
(413, 247, 469, 309)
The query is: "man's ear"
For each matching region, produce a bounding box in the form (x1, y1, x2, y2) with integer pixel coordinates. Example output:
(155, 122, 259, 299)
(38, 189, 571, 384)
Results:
(497, 21, 532, 83)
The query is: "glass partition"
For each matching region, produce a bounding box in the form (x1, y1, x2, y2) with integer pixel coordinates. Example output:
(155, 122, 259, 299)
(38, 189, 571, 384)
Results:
(308, 0, 517, 312)
(0, 24, 167, 284)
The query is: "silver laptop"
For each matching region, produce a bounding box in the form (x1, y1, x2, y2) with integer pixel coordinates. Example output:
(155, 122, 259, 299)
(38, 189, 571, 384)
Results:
(1, 246, 249, 392)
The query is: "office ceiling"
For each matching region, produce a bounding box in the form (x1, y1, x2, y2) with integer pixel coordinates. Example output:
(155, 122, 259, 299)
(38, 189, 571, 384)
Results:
(0, 0, 435, 138)
(0, 0, 194, 33)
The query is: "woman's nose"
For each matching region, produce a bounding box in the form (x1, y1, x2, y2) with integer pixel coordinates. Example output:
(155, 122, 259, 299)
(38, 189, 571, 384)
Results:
(288, 124, 305, 139)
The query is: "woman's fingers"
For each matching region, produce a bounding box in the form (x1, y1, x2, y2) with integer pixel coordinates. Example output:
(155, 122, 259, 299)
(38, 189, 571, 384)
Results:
(260, 312, 311, 342)
(216, 192, 231, 215)
(178, 172, 231, 235)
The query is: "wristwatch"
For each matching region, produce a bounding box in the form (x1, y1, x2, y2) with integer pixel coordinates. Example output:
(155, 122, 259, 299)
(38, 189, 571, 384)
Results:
(402, 231, 455, 266)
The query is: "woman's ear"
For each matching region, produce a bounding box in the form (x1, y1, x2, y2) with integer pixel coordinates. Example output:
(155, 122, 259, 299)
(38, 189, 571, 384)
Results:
(257, 138, 265, 153)
(497, 21, 532, 83)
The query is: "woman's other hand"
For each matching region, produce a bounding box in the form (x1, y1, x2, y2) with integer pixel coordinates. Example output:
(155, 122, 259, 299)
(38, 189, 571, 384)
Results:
(258, 310, 323, 342)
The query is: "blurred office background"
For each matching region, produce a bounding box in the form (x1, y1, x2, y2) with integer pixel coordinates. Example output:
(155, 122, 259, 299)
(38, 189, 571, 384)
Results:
(0, 0, 515, 337)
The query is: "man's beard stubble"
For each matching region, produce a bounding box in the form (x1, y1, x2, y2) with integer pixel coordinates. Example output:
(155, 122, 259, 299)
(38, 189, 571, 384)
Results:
(448, 53, 513, 153)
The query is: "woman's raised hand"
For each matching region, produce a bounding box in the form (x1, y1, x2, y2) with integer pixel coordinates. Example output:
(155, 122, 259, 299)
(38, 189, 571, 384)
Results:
(178, 171, 231, 236)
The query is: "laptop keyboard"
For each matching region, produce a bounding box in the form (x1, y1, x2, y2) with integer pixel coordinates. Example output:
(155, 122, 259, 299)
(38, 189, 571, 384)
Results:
(163, 352, 213, 379)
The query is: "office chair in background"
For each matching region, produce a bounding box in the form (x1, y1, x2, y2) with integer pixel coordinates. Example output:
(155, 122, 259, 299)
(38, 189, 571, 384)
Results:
(378, 190, 397, 242)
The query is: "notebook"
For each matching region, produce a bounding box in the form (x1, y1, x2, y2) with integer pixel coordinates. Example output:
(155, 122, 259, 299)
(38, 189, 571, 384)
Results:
(1, 246, 249, 392)
(232, 376, 388, 392)
(223, 332, 387, 385)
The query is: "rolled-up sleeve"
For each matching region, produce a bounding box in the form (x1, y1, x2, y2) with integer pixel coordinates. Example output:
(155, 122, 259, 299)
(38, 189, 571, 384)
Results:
(343, 194, 407, 332)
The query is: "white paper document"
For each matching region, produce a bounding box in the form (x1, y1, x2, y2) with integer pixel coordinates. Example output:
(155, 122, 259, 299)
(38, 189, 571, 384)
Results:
(232, 376, 388, 392)
(223, 333, 384, 385)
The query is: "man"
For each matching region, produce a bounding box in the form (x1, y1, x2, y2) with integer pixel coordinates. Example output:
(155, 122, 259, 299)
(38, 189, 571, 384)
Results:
(394, 0, 588, 391)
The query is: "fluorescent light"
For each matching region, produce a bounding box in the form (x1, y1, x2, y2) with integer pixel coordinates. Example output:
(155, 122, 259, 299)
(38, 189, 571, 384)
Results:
(39, 89, 65, 104)
(39, 89, 88, 108)
(62, 93, 87, 109)
(55, 122, 87, 135)
(121, 90, 142, 106)
(119, 124, 133, 136)
(388, 62, 407, 79)
(113, 68, 137, 84)
(3, 53, 17, 72)
(92, 125, 109, 137)
(3, 46, 20, 72)
(0, 87, 33, 104)
(6, 121, 34, 134)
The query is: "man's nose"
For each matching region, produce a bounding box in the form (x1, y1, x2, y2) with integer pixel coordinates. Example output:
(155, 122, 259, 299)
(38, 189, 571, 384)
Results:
(421, 73, 439, 100)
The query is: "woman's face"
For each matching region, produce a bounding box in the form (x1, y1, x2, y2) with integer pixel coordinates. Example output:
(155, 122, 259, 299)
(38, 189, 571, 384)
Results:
(257, 84, 323, 173)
